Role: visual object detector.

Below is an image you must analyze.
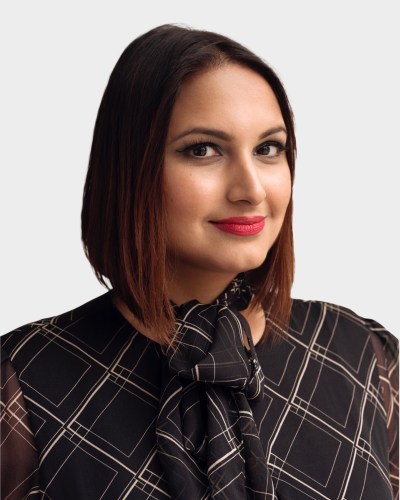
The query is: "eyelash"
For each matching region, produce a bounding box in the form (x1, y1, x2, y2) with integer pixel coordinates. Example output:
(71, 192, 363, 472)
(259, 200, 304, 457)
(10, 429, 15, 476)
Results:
(177, 140, 287, 158)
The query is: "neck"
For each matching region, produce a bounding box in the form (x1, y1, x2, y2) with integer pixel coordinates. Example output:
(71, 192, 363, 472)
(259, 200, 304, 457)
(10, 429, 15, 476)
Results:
(166, 267, 237, 305)
(166, 267, 266, 345)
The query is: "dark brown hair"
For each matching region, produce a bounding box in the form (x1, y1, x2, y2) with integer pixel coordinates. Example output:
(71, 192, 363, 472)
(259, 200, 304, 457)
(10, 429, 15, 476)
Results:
(81, 24, 296, 344)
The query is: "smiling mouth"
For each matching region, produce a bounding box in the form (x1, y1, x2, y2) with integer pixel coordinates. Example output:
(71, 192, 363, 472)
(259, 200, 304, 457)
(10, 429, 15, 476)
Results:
(210, 216, 265, 236)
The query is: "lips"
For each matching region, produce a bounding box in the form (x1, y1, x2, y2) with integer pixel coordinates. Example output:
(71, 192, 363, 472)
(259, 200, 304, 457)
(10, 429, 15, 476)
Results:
(210, 216, 265, 236)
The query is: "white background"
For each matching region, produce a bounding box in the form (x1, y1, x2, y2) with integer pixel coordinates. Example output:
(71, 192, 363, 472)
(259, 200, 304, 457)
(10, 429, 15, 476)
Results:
(1, 0, 399, 337)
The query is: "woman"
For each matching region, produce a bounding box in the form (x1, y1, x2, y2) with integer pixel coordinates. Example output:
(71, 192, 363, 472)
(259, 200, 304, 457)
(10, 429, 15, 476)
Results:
(1, 24, 398, 499)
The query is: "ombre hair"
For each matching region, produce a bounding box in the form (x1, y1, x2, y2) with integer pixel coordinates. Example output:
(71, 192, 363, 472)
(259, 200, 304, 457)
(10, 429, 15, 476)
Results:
(81, 24, 296, 345)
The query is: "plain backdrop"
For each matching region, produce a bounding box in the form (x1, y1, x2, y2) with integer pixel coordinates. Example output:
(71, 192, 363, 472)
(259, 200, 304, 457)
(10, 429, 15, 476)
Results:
(1, 0, 399, 337)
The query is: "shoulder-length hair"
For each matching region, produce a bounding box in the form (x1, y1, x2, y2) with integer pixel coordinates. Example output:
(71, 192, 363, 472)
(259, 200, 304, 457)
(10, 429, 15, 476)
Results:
(81, 24, 296, 345)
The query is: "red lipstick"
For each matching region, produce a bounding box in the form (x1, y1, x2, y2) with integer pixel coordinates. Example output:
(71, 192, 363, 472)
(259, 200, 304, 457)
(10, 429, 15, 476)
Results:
(211, 216, 265, 236)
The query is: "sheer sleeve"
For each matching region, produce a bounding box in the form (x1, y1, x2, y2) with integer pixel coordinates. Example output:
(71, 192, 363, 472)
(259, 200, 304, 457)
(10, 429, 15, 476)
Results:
(367, 321, 399, 499)
(1, 356, 39, 500)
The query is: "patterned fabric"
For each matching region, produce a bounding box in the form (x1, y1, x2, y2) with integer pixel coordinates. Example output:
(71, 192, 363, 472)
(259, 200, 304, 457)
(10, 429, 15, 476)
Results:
(157, 278, 273, 498)
(1, 292, 398, 499)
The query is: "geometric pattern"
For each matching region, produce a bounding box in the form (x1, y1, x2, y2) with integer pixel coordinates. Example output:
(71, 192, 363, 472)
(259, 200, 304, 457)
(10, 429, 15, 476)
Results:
(1, 291, 398, 499)
(156, 297, 270, 498)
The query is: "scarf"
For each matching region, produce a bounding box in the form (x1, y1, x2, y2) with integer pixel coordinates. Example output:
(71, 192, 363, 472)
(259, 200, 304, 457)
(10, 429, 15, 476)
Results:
(156, 277, 276, 499)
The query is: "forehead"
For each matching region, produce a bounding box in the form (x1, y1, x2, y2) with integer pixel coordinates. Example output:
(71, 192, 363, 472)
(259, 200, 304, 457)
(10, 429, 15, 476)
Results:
(167, 63, 284, 137)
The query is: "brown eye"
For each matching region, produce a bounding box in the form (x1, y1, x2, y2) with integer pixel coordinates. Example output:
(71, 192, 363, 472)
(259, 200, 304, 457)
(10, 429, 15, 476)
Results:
(256, 141, 284, 157)
(192, 145, 209, 156)
(180, 142, 221, 158)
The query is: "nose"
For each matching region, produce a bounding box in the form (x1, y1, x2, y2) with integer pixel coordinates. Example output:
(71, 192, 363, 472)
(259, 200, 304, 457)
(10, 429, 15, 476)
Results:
(226, 154, 267, 205)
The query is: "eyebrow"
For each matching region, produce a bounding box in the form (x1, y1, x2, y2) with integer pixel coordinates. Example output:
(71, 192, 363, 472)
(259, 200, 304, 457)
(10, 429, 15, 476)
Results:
(170, 126, 287, 143)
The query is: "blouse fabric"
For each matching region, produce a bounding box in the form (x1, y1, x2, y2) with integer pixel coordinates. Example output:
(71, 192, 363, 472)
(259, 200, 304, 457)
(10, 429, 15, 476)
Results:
(1, 291, 398, 499)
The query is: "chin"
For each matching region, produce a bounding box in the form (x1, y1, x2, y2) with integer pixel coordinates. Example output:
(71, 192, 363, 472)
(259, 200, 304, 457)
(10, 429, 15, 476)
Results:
(221, 253, 268, 275)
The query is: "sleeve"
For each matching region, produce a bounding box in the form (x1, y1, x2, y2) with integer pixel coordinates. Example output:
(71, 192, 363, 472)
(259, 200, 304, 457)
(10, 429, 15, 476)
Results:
(367, 320, 399, 499)
(1, 354, 39, 499)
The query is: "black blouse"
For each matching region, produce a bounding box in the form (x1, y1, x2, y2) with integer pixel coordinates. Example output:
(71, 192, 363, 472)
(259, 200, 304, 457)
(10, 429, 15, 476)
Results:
(1, 291, 398, 499)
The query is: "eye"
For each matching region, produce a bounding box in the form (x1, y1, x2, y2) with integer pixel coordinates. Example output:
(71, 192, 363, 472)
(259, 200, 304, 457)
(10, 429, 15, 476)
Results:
(255, 141, 286, 158)
(178, 142, 220, 158)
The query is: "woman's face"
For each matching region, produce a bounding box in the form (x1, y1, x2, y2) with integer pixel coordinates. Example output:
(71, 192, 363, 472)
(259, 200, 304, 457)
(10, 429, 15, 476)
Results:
(163, 63, 291, 283)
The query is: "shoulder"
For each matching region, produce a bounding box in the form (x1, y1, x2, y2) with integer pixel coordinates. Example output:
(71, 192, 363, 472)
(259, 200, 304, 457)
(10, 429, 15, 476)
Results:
(0, 290, 129, 365)
(1, 291, 162, 425)
(289, 298, 398, 364)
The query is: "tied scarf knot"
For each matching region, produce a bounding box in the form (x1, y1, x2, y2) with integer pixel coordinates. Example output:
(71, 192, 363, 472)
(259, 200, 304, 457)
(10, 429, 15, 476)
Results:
(156, 277, 276, 499)
(168, 302, 263, 401)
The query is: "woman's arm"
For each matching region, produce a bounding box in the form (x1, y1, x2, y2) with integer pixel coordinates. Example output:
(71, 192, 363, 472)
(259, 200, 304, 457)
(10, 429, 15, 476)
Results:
(368, 323, 399, 499)
(1, 357, 39, 499)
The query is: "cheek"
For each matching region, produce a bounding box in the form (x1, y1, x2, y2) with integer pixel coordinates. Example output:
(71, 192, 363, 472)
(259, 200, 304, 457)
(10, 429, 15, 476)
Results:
(265, 168, 292, 214)
(164, 170, 220, 218)
(164, 176, 194, 220)
(164, 172, 191, 215)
